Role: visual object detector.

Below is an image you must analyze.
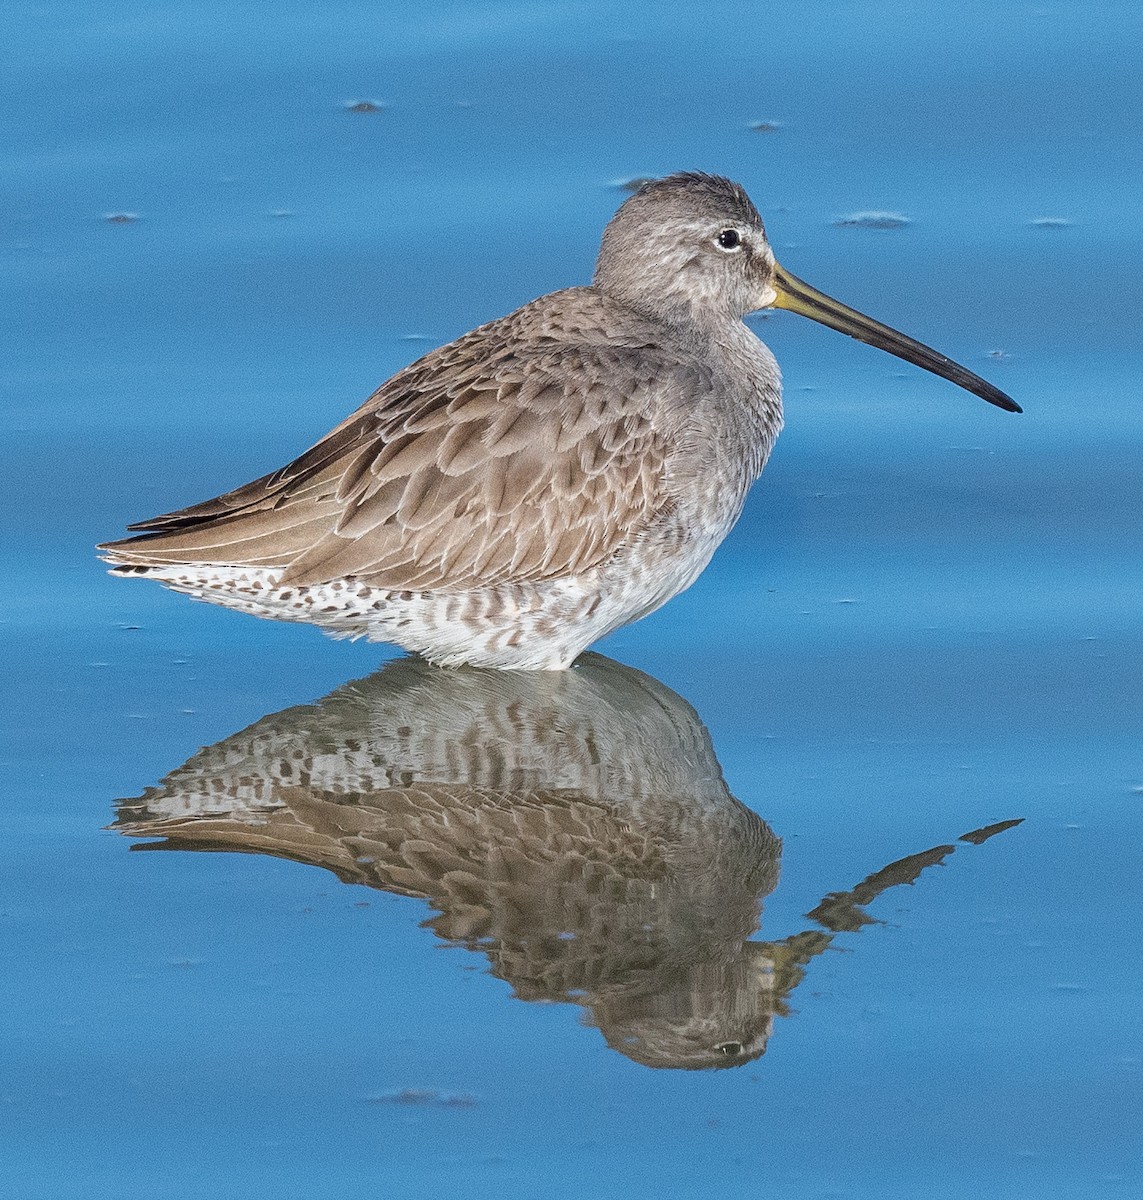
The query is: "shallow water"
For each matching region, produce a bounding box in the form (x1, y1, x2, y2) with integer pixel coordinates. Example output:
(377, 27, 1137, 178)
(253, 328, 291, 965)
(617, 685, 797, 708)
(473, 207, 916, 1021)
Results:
(5, 1, 1143, 1196)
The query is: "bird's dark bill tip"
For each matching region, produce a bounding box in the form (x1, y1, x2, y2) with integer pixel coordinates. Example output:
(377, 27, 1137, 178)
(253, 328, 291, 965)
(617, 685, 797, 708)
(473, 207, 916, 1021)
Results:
(989, 389, 1022, 414)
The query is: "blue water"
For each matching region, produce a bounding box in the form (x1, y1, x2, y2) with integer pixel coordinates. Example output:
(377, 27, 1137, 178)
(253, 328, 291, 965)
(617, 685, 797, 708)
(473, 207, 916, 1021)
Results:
(5, 1, 1143, 1196)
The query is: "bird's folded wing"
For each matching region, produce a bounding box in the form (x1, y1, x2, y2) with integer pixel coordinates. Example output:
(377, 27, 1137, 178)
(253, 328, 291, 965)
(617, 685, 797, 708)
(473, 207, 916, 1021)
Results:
(101, 326, 707, 591)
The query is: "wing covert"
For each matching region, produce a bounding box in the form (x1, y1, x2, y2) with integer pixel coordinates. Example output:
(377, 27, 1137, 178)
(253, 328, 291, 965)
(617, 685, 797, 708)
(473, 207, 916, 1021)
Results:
(102, 304, 711, 592)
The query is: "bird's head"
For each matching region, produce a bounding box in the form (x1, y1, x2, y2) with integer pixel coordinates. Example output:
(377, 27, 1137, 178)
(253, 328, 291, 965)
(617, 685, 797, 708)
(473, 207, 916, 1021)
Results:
(594, 172, 1020, 412)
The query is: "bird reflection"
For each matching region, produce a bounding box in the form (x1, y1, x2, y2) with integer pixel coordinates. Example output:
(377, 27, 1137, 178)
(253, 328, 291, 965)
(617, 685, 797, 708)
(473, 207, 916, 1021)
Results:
(112, 653, 1020, 1071)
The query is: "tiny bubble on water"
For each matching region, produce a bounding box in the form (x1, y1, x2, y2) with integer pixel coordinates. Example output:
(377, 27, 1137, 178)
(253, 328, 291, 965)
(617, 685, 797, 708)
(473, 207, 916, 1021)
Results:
(834, 211, 910, 230)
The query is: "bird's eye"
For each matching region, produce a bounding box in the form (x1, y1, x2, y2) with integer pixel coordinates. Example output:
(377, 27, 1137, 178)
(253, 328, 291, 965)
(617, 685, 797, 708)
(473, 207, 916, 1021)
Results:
(716, 229, 742, 251)
(715, 1041, 744, 1056)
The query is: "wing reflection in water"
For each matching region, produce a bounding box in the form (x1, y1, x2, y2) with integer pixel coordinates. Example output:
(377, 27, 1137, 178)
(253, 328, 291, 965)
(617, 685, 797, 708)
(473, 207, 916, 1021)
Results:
(113, 653, 1021, 1071)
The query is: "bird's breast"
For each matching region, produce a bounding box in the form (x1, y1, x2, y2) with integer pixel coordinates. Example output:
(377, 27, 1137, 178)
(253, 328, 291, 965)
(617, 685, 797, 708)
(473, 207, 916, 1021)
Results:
(669, 327, 784, 529)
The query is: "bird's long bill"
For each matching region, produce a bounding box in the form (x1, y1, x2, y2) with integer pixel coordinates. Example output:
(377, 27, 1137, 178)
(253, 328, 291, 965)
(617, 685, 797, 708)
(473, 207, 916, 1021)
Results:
(770, 263, 1021, 413)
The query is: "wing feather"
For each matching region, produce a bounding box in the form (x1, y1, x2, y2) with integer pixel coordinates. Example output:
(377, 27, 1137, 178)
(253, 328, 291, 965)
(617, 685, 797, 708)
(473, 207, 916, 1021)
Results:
(101, 292, 711, 592)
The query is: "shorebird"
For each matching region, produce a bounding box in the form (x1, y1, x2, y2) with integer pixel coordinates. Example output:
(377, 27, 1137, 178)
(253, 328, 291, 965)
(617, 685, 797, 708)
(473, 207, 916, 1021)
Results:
(100, 172, 1019, 668)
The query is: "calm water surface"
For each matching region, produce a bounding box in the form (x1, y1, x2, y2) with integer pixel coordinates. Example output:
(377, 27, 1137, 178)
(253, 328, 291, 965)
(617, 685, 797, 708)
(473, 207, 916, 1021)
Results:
(4, 2, 1142, 1197)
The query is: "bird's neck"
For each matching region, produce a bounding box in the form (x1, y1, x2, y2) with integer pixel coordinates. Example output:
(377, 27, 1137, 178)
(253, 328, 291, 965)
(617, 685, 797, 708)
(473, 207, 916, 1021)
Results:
(595, 285, 741, 352)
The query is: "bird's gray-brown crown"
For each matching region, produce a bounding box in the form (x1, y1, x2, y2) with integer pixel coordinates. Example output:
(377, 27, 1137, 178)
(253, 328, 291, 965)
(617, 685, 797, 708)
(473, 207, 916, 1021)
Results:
(631, 172, 765, 230)
(593, 171, 776, 328)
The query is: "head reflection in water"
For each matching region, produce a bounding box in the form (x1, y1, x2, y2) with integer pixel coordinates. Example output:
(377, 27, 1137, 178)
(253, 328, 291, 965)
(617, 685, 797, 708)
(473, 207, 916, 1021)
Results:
(114, 654, 1021, 1071)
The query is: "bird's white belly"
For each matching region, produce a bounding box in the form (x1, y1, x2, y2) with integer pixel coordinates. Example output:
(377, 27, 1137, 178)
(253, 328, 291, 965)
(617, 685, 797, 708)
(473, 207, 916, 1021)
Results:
(130, 482, 750, 671)
(130, 399, 775, 669)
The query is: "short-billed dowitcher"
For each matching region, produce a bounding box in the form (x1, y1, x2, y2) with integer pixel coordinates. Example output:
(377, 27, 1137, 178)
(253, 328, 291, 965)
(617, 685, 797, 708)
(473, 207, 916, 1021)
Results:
(100, 172, 1018, 668)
